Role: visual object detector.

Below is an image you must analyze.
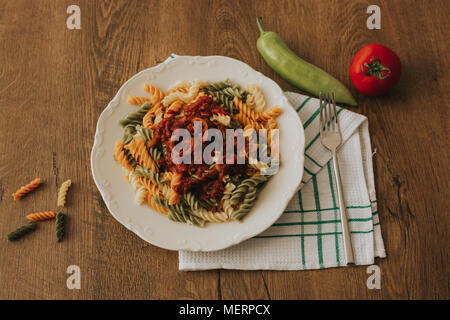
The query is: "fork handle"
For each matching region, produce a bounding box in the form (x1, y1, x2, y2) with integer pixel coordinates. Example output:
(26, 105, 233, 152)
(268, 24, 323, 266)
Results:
(332, 152, 355, 265)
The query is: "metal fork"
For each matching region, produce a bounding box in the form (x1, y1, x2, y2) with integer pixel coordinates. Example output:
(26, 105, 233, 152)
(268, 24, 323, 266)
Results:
(319, 92, 355, 265)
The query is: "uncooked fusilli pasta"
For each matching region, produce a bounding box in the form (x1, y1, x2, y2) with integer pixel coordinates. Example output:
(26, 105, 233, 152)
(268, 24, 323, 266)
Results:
(7, 222, 37, 241)
(26, 211, 56, 221)
(56, 212, 66, 242)
(57, 179, 72, 207)
(12, 178, 42, 200)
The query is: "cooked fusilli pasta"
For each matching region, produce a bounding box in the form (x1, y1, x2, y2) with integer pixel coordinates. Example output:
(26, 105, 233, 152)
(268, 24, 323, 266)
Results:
(246, 85, 266, 112)
(259, 106, 282, 121)
(231, 175, 269, 205)
(119, 102, 152, 127)
(144, 83, 166, 105)
(126, 171, 148, 205)
(135, 125, 153, 142)
(142, 109, 154, 128)
(114, 80, 281, 226)
(235, 111, 263, 130)
(222, 183, 236, 218)
(205, 90, 236, 114)
(190, 208, 229, 223)
(114, 140, 135, 171)
(169, 172, 182, 205)
(134, 165, 165, 185)
(147, 194, 168, 214)
(211, 114, 231, 126)
(162, 80, 207, 106)
(164, 100, 184, 118)
(127, 96, 151, 106)
(231, 186, 258, 221)
(168, 80, 192, 92)
(233, 97, 259, 121)
(125, 138, 158, 172)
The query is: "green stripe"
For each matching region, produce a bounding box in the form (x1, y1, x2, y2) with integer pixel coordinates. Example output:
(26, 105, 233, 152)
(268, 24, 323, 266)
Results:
(305, 108, 344, 151)
(305, 132, 320, 151)
(305, 154, 323, 168)
(348, 217, 374, 221)
(303, 107, 320, 129)
(372, 211, 378, 216)
(284, 210, 302, 213)
(296, 97, 312, 112)
(373, 222, 380, 226)
(170, 54, 175, 59)
(273, 216, 373, 227)
(297, 191, 306, 269)
(282, 89, 289, 92)
(304, 167, 314, 176)
(347, 205, 374, 209)
(284, 204, 372, 214)
(371, 200, 377, 203)
(312, 176, 324, 268)
(255, 229, 375, 239)
(327, 162, 340, 266)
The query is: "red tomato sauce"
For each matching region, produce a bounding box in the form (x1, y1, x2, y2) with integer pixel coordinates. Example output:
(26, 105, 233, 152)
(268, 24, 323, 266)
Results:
(151, 96, 247, 201)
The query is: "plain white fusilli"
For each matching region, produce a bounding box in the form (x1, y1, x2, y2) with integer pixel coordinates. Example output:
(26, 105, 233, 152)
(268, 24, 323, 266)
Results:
(162, 80, 207, 106)
(127, 170, 148, 205)
(211, 114, 231, 126)
(57, 179, 72, 207)
(246, 84, 266, 112)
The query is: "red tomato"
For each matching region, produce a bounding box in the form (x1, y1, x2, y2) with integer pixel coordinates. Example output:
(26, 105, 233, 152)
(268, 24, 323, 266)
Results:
(349, 44, 401, 96)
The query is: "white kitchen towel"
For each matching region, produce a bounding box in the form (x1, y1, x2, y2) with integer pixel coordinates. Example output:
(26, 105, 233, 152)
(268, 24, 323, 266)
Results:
(179, 92, 386, 270)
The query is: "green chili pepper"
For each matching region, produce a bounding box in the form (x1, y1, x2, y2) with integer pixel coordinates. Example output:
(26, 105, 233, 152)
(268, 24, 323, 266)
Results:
(256, 17, 357, 106)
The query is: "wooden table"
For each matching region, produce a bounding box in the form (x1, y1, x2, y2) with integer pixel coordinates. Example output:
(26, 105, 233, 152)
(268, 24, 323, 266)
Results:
(0, 0, 448, 300)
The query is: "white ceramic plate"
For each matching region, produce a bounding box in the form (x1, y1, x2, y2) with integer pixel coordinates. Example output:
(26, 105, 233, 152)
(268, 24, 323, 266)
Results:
(91, 55, 305, 252)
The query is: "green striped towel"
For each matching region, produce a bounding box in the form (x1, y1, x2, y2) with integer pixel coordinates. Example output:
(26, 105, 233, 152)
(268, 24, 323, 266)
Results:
(179, 92, 386, 270)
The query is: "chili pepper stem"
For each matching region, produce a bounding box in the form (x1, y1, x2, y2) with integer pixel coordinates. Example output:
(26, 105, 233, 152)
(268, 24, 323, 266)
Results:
(256, 17, 266, 35)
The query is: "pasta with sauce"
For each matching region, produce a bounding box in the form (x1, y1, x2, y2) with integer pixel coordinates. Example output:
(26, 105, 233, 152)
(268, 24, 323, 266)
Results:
(114, 80, 281, 226)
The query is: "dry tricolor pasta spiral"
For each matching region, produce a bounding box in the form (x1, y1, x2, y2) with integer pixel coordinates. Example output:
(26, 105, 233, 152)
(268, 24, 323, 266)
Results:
(12, 178, 42, 200)
(57, 179, 72, 207)
(26, 211, 56, 221)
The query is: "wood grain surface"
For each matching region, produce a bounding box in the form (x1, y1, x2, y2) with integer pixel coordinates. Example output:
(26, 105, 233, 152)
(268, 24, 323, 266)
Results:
(0, 0, 448, 300)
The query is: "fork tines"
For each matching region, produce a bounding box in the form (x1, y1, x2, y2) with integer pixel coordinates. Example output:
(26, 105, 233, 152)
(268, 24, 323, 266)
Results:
(319, 92, 338, 133)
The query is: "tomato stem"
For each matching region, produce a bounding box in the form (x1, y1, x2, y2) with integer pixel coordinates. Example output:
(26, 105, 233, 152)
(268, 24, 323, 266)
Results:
(361, 58, 391, 79)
